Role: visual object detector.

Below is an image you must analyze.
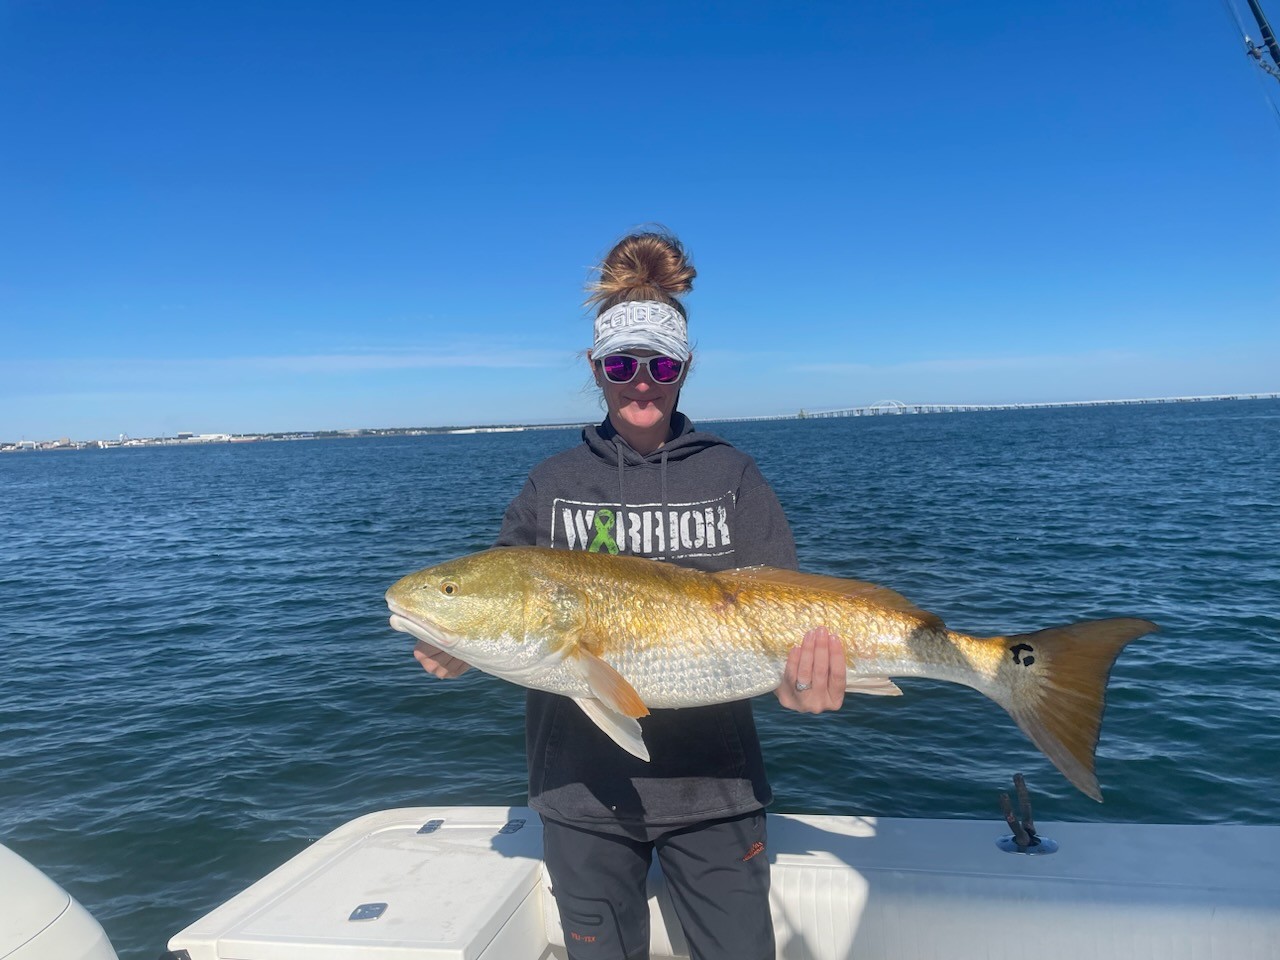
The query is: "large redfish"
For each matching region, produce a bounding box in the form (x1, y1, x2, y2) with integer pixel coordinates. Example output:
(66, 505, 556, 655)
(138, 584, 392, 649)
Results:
(386, 546, 1155, 800)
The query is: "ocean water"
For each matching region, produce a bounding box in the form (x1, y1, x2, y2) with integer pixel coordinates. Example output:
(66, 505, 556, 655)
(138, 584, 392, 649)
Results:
(1, 400, 1278, 959)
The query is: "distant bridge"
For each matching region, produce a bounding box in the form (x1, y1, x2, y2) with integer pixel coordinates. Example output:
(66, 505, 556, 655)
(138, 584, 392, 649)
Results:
(708, 393, 1280, 423)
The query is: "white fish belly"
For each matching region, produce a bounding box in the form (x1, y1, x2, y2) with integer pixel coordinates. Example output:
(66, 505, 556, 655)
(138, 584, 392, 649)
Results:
(611, 645, 783, 708)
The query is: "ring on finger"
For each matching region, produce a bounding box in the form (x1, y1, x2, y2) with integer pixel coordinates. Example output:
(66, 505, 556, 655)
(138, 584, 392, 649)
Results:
(795, 680, 812, 692)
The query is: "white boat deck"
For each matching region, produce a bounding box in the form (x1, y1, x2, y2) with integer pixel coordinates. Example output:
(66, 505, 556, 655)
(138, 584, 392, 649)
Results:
(162, 806, 1280, 960)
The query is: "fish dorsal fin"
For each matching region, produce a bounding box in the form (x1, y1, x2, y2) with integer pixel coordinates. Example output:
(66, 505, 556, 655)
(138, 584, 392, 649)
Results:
(568, 650, 651, 720)
(719, 566, 945, 631)
(572, 697, 650, 761)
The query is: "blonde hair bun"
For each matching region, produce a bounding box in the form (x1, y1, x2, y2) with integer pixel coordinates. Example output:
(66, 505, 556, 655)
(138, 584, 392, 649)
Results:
(587, 230, 696, 317)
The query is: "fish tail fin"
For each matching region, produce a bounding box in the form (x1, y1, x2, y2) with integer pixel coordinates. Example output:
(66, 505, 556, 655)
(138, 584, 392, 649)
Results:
(986, 617, 1156, 802)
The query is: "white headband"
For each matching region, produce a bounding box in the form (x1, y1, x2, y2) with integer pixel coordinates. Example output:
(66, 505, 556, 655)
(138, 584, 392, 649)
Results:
(592, 300, 690, 361)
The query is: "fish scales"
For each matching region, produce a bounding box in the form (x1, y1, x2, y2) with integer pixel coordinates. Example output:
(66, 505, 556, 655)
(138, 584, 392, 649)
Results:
(571, 561, 783, 704)
(573, 566, 985, 706)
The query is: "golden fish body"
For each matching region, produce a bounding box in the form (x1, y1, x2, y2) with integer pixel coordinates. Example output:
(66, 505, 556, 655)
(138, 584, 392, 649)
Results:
(386, 546, 1156, 801)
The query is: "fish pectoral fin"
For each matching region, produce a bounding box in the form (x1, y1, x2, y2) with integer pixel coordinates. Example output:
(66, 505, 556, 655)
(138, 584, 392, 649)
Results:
(719, 567, 945, 631)
(573, 697, 651, 762)
(845, 676, 903, 696)
(570, 651, 651, 719)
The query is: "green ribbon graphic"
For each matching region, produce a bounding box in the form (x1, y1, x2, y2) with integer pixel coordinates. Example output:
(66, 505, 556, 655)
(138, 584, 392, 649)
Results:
(589, 508, 619, 554)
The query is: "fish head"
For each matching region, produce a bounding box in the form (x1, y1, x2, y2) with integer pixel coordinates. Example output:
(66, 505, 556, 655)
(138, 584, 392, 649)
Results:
(386, 547, 582, 676)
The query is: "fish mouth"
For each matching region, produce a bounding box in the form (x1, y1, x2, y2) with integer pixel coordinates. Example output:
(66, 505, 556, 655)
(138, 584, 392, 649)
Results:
(386, 598, 458, 649)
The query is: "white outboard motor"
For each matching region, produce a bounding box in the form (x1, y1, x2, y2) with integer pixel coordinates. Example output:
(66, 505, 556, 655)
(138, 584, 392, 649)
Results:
(0, 844, 118, 960)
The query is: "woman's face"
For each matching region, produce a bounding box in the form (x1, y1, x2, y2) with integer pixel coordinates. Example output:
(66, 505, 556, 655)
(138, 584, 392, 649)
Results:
(590, 348, 689, 438)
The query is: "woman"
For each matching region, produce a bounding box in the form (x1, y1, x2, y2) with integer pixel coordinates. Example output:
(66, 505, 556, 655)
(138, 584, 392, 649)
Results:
(416, 230, 844, 960)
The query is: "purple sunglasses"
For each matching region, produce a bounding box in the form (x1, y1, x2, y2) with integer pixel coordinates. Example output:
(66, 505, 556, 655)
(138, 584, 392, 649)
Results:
(597, 353, 685, 385)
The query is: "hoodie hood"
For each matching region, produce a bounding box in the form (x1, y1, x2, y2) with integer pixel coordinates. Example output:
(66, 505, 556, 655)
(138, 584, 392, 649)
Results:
(496, 410, 795, 575)
(584, 413, 737, 525)
(584, 412, 729, 466)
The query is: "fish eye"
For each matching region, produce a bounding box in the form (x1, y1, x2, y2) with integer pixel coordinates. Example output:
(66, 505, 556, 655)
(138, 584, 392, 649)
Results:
(441, 581, 459, 596)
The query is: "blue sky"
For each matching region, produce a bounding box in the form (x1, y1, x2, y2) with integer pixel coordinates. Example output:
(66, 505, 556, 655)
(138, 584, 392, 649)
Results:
(2, 0, 1278, 440)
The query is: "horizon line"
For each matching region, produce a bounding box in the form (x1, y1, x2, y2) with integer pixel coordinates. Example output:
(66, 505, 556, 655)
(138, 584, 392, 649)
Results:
(4, 391, 1278, 449)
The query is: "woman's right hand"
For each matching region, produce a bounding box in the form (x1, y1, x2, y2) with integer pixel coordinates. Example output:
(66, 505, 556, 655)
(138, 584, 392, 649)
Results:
(413, 639, 471, 679)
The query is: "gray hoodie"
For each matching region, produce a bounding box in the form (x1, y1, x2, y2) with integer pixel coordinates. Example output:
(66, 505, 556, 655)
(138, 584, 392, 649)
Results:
(496, 413, 797, 838)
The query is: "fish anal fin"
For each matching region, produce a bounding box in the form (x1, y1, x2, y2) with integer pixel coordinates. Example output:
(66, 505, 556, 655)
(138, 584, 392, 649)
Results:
(573, 697, 650, 761)
(846, 676, 903, 696)
(572, 650, 650, 719)
(719, 566, 945, 631)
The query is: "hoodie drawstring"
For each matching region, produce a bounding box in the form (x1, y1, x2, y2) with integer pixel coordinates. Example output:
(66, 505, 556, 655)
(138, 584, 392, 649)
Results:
(615, 439, 627, 550)
(602, 423, 687, 555)
(660, 448, 669, 529)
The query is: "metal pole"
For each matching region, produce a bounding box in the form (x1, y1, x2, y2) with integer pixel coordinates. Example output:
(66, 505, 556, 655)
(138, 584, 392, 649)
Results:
(1246, 0, 1280, 70)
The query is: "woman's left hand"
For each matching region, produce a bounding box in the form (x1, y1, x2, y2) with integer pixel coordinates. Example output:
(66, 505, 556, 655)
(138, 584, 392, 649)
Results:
(776, 626, 846, 714)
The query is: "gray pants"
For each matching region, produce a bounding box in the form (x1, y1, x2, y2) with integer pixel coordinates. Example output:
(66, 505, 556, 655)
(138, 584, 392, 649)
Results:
(542, 810, 774, 960)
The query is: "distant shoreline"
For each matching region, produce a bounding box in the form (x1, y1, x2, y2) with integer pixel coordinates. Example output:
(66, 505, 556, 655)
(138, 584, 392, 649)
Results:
(4, 391, 1277, 452)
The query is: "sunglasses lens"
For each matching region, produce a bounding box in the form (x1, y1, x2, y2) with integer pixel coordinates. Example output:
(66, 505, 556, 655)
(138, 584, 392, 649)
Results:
(649, 357, 683, 383)
(602, 355, 638, 382)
